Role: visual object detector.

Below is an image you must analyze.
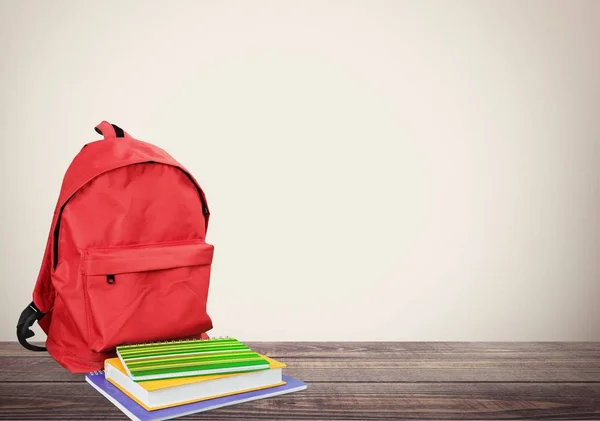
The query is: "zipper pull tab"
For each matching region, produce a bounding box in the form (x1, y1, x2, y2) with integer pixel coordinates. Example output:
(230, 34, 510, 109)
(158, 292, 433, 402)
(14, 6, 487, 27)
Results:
(107, 274, 116, 285)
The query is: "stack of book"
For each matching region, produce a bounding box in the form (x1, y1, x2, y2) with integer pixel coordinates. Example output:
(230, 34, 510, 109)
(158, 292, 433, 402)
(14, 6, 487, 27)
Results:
(86, 337, 307, 421)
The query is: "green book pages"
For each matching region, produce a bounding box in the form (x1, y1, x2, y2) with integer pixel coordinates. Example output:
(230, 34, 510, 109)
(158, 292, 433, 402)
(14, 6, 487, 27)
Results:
(116, 338, 270, 382)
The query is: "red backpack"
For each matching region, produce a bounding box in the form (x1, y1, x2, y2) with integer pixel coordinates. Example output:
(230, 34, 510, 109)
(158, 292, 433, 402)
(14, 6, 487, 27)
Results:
(17, 121, 214, 373)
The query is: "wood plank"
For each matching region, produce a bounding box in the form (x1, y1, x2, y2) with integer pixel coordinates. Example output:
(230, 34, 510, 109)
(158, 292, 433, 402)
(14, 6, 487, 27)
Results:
(2, 354, 599, 383)
(1, 382, 599, 420)
(249, 341, 600, 360)
(3, 341, 600, 358)
(0, 357, 84, 383)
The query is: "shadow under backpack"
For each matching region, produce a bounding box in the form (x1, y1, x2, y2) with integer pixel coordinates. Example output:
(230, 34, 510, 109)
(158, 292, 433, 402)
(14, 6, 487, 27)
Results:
(16, 121, 214, 373)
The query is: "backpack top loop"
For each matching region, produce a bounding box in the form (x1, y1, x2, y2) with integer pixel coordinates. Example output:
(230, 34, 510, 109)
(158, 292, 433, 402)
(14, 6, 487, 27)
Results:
(94, 121, 126, 139)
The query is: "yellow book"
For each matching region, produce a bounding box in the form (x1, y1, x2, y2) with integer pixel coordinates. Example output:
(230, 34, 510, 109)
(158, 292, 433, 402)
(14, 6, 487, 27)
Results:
(105, 355, 286, 410)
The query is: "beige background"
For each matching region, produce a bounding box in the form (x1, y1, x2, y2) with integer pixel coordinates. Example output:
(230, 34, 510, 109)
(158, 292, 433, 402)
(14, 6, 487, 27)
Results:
(1, 0, 599, 342)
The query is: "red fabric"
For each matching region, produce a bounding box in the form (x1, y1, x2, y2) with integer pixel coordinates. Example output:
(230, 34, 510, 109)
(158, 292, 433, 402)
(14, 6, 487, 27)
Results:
(94, 121, 118, 138)
(32, 122, 213, 373)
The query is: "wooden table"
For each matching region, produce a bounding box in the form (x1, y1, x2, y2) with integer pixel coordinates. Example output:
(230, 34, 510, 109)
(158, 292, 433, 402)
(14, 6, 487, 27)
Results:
(1, 342, 599, 420)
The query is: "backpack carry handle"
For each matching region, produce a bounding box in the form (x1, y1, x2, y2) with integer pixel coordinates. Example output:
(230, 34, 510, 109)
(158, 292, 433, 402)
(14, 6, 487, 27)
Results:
(95, 121, 126, 139)
(17, 301, 47, 352)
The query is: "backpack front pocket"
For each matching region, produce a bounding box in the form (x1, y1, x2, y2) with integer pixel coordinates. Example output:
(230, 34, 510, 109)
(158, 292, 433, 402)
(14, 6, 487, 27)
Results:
(82, 240, 214, 353)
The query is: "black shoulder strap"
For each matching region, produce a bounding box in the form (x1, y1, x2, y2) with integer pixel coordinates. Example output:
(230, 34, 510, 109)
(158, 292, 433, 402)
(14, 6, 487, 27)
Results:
(17, 301, 47, 352)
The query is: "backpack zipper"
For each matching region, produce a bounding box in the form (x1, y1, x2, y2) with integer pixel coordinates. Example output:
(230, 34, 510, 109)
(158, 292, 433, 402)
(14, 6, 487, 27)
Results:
(52, 163, 210, 269)
(106, 274, 116, 285)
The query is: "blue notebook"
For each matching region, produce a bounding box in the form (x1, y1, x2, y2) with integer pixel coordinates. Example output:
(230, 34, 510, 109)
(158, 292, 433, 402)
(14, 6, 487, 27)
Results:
(86, 370, 307, 421)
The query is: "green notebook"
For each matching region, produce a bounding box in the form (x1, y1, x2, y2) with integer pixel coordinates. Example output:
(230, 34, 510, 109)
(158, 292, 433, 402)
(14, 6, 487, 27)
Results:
(116, 338, 270, 382)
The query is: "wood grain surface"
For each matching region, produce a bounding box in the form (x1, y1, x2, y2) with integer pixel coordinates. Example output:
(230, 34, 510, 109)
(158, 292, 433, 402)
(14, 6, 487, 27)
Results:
(1, 342, 599, 420)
